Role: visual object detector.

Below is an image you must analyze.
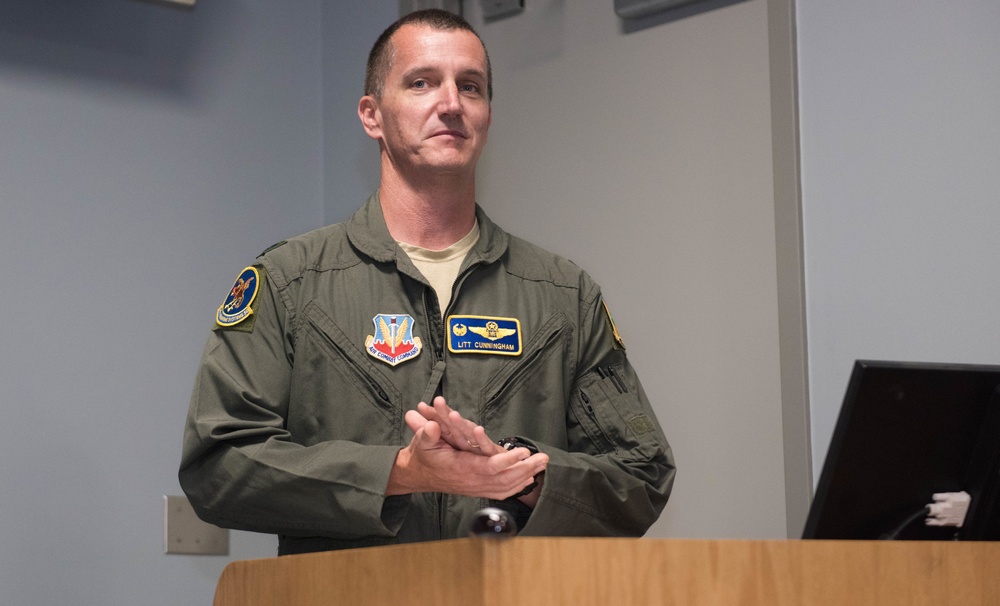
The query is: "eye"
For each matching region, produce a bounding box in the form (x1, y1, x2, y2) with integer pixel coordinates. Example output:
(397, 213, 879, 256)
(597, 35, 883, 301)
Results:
(411, 79, 428, 90)
(460, 82, 481, 95)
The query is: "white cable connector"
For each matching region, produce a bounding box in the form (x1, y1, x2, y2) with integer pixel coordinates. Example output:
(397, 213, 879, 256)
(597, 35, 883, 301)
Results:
(925, 491, 972, 527)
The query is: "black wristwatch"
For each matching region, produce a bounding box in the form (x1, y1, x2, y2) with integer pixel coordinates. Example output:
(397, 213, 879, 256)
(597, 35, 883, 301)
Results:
(497, 437, 541, 498)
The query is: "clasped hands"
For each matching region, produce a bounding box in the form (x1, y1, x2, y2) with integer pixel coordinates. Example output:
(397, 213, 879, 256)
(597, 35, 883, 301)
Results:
(386, 396, 548, 506)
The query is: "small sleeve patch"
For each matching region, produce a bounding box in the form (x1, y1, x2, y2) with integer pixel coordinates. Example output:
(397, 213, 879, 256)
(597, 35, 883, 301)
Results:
(216, 266, 261, 328)
(627, 414, 656, 436)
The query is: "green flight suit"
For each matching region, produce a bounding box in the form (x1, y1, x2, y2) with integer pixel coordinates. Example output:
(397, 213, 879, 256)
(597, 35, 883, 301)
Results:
(179, 193, 675, 553)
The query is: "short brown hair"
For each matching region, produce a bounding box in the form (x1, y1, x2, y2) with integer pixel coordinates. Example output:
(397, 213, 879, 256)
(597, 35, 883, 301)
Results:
(364, 9, 493, 101)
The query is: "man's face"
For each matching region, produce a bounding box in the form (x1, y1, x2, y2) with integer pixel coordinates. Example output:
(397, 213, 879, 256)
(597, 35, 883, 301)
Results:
(360, 25, 491, 179)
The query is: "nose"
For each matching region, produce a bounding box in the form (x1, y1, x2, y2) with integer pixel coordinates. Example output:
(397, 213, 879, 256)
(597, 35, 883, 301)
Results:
(437, 82, 463, 116)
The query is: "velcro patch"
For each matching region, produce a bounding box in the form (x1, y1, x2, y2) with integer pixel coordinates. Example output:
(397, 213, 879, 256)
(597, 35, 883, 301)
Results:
(627, 414, 656, 436)
(447, 315, 522, 356)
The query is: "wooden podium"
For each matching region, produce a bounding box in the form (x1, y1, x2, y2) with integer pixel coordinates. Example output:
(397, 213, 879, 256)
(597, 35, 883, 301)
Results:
(214, 537, 1000, 605)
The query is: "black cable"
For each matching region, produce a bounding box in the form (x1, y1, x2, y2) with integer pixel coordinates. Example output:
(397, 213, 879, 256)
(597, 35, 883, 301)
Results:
(880, 506, 931, 540)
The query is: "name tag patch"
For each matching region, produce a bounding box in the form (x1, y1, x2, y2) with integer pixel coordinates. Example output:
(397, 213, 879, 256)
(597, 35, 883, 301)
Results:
(448, 315, 522, 356)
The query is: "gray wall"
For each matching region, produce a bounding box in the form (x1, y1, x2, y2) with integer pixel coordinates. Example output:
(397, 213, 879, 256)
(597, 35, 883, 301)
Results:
(0, 0, 326, 603)
(321, 3, 395, 223)
(796, 0, 1000, 476)
(464, 0, 790, 539)
(9, 0, 994, 602)
(0, 3, 791, 603)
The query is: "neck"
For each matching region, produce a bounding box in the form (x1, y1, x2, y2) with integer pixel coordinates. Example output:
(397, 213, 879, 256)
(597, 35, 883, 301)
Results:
(379, 167, 477, 250)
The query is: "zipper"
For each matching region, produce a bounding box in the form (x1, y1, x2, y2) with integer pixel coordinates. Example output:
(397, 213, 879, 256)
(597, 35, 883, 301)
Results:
(428, 260, 481, 367)
(305, 309, 394, 408)
(482, 322, 564, 414)
(335, 337, 393, 405)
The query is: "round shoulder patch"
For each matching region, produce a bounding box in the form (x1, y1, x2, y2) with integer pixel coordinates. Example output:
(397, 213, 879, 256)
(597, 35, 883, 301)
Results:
(216, 267, 260, 327)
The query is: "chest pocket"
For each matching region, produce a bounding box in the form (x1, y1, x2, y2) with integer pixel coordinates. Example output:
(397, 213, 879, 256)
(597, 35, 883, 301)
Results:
(479, 312, 572, 444)
(292, 302, 402, 445)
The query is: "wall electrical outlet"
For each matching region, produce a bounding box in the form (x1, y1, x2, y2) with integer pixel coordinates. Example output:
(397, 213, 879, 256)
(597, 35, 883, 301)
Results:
(163, 495, 229, 555)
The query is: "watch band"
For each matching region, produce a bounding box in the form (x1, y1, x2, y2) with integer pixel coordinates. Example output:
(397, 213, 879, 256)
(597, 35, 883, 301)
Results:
(497, 437, 540, 498)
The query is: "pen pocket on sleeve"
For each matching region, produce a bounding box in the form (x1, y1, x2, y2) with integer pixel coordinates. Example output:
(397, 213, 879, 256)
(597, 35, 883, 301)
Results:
(571, 364, 659, 460)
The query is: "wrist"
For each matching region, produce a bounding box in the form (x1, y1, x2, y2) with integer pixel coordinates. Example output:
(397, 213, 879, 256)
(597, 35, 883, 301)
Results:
(385, 447, 414, 496)
(497, 437, 541, 498)
(516, 472, 544, 508)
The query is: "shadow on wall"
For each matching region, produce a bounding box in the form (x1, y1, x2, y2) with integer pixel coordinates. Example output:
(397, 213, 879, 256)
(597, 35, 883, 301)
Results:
(0, 0, 225, 99)
(618, 0, 751, 34)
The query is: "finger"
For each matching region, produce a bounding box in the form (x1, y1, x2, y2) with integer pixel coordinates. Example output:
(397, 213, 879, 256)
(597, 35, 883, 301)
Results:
(470, 425, 504, 455)
(418, 420, 442, 446)
(528, 452, 550, 474)
(423, 396, 454, 420)
(416, 400, 438, 421)
(513, 454, 548, 486)
(437, 403, 489, 449)
(404, 409, 428, 434)
(426, 398, 490, 454)
(487, 456, 547, 499)
(419, 399, 465, 442)
(516, 452, 548, 476)
(494, 452, 549, 481)
(444, 410, 481, 448)
(414, 402, 469, 448)
(430, 398, 461, 437)
(487, 446, 532, 472)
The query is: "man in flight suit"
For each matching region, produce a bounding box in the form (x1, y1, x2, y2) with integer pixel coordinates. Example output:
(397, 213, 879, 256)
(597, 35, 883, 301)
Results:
(179, 9, 675, 555)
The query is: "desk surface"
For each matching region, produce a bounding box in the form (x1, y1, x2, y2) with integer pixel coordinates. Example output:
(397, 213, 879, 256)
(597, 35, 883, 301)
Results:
(214, 537, 1000, 606)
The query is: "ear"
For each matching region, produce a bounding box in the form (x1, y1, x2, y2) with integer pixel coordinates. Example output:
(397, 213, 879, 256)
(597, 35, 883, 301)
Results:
(358, 95, 382, 141)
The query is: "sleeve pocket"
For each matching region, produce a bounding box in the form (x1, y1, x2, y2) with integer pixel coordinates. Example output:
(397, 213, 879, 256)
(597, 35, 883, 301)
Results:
(570, 364, 660, 460)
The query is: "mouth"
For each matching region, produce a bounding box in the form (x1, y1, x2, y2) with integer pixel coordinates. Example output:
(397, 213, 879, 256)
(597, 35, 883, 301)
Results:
(431, 130, 467, 139)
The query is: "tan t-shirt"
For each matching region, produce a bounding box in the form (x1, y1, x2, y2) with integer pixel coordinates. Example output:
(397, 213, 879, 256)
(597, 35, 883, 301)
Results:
(397, 221, 480, 316)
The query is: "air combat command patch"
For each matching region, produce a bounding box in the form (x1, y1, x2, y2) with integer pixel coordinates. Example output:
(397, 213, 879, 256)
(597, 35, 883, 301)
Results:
(216, 266, 260, 328)
(447, 315, 522, 355)
(365, 314, 422, 366)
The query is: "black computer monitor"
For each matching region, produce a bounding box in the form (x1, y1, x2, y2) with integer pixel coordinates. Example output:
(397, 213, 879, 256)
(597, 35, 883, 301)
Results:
(803, 360, 1000, 540)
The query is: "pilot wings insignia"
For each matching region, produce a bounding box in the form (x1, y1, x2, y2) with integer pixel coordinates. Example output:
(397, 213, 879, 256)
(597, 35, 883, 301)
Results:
(469, 321, 517, 341)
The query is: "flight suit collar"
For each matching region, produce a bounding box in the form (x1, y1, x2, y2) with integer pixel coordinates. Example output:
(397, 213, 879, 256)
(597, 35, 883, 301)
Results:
(345, 191, 509, 268)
